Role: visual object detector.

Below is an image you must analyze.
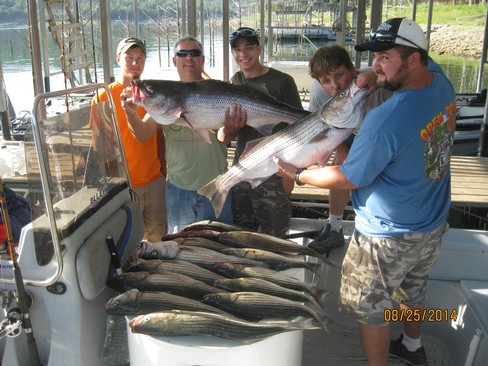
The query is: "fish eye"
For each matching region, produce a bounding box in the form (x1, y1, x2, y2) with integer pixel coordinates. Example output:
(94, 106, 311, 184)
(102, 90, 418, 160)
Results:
(151, 250, 157, 256)
(339, 91, 346, 97)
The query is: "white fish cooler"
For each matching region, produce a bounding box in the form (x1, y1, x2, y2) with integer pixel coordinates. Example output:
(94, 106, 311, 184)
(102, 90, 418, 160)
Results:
(127, 327, 303, 366)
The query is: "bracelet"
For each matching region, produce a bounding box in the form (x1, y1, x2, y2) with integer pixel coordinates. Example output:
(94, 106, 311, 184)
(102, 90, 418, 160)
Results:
(294, 169, 305, 186)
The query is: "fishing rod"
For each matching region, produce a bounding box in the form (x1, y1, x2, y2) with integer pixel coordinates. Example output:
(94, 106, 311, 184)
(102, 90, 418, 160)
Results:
(0, 178, 42, 365)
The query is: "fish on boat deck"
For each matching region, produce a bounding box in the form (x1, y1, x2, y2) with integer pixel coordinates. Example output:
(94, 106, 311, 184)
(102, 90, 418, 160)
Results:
(106, 271, 225, 300)
(105, 288, 232, 316)
(128, 310, 320, 344)
(203, 291, 330, 332)
(213, 277, 326, 314)
(127, 259, 226, 285)
(138, 240, 269, 270)
(213, 263, 329, 306)
(218, 247, 321, 273)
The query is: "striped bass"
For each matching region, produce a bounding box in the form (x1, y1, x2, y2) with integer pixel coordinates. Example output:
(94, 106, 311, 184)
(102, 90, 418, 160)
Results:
(218, 247, 321, 272)
(198, 82, 367, 217)
(217, 230, 329, 264)
(139, 240, 269, 270)
(127, 259, 226, 285)
(203, 292, 330, 332)
(106, 271, 224, 300)
(213, 263, 328, 305)
(213, 277, 325, 314)
(130, 79, 310, 143)
(105, 289, 231, 316)
(128, 310, 319, 343)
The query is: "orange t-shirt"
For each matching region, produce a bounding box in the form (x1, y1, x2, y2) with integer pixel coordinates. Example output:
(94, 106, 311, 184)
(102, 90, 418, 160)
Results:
(92, 82, 162, 187)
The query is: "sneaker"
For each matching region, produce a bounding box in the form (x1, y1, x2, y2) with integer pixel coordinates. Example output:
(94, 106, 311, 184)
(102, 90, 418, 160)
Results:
(307, 223, 345, 254)
(389, 334, 427, 366)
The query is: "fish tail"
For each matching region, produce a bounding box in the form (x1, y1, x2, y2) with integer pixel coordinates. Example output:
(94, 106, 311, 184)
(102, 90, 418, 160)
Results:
(319, 315, 332, 334)
(285, 316, 321, 330)
(304, 262, 322, 274)
(310, 287, 330, 308)
(198, 178, 230, 218)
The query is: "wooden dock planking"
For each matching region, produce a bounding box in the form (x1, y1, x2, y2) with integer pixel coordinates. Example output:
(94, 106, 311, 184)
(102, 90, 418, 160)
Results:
(227, 148, 488, 208)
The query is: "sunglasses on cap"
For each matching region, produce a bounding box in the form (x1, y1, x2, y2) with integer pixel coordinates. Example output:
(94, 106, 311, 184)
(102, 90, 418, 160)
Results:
(175, 49, 202, 58)
(370, 30, 422, 50)
(229, 28, 258, 41)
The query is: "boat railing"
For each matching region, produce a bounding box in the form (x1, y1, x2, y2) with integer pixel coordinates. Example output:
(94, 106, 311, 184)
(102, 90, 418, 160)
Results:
(3, 83, 132, 287)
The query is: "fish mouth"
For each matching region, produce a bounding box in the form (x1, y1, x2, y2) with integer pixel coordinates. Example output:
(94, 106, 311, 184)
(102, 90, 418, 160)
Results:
(131, 80, 146, 103)
(349, 80, 368, 98)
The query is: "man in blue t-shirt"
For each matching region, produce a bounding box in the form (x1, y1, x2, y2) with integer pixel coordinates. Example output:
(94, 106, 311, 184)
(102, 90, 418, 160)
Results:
(274, 18, 456, 366)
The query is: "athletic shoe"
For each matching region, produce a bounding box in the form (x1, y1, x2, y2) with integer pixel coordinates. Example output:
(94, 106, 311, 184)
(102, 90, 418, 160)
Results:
(307, 223, 345, 254)
(389, 335, 427, 366)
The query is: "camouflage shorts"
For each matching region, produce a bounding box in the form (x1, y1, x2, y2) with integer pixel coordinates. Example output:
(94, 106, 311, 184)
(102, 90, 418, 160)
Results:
(231, 175, 291, 238)
(338, 224, 448, 326)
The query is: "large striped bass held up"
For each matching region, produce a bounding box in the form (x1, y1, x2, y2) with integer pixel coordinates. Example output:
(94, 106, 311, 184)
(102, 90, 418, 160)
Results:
(198, 82, 367, 217)
(130, 79, 310, 143)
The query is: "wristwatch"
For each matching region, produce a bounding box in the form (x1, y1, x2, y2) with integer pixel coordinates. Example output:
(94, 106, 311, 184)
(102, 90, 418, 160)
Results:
(294, 169, 305, 186)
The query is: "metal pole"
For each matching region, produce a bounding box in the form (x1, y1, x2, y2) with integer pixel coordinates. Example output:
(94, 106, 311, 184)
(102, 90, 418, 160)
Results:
(354, 0, 366, 69)
(267, 0, 272, 64)
(478, 98, 488, 157)
(259, 0, 265, 64)
(100, 0, 114, 84)
(0, 178, 42, 365)
(0, 62, 12, 141)
(38, 0, 51, 92)
(476, 5, 488, 93)
(368, 0, 382, 66)
(223, 0, 230, 81)
(27, 0, 45, 98)
(187, 0, 197, 37)
(134, 0, 139, 38)
(426, 0, 433, 51)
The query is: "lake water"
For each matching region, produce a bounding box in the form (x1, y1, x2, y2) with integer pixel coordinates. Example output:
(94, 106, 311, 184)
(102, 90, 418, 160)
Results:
(1, 23, 487, 114)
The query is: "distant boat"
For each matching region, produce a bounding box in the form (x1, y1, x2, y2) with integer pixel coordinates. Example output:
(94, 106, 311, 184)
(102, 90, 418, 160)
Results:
(264, 26, 355, 42)
(454, 90, 486, 156)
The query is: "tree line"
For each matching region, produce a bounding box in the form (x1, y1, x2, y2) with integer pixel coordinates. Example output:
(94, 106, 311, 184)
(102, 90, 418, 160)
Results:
(0, 1, 485, 25)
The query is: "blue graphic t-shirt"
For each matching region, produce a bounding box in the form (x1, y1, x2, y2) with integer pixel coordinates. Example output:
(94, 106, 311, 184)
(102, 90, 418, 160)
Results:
(341, 60, 456, 237)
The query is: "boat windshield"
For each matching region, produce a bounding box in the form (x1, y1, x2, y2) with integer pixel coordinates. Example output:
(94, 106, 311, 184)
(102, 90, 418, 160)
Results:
(24, 88, 130, 264)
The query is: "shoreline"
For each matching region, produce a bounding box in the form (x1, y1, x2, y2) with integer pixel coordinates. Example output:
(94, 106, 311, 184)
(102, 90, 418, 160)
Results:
(429, 24, 483, 60)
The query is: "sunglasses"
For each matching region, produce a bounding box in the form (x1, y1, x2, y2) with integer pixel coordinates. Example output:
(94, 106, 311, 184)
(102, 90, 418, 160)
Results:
(175, 49, 202, 58)
(229, 28, 258, 41)
(371, 30, 422, 50)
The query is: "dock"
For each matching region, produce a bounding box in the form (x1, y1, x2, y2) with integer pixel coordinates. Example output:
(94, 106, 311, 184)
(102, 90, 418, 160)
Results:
(291, 155, 488, 208)
(227, 148, 488, 208)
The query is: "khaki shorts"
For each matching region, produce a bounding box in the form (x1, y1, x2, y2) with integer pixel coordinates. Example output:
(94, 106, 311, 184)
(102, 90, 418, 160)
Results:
(338, 224, 448, 326)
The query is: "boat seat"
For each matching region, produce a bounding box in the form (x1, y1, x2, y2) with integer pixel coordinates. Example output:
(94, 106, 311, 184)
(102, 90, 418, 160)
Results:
(460, 280, 488, 331)
(76, 201, 144, 300)
(429, 228, 488, 282)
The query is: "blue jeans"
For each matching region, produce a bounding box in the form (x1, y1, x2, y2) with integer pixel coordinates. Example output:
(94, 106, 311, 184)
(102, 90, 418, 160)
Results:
(166, 181, 233, 233)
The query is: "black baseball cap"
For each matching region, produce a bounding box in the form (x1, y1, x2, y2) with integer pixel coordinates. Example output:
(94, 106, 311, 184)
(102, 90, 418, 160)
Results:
(355, 18, 428, 52)
(229, 27, 260, 48)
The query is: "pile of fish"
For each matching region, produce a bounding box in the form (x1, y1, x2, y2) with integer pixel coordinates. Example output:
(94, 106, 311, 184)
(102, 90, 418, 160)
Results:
(105, 220, 333, 344)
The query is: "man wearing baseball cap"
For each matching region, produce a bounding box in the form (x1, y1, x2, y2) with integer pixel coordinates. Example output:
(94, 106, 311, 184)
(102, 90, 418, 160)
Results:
(273, 18, 456, 366)
(218, 26, 303, 239)
(91, 37, 167, 242)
